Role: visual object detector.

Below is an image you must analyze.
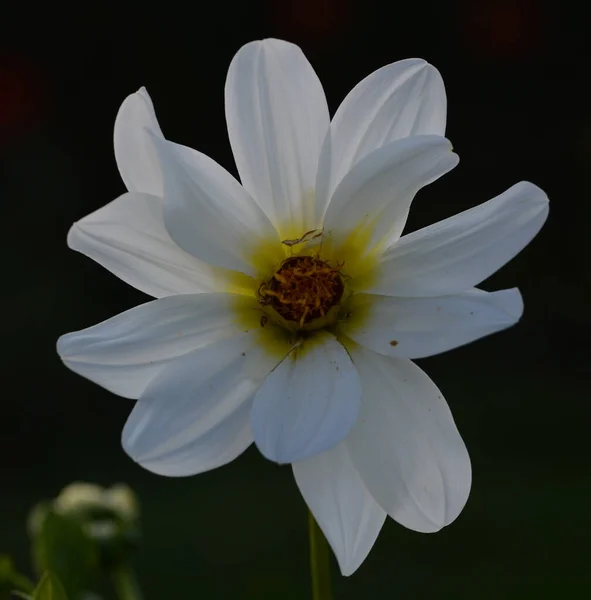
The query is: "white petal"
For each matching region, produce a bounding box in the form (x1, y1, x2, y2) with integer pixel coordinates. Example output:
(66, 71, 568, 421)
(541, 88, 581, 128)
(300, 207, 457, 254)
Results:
(151, 136, 279, 274)
(251, 332, 362, 464)
(114, 87, 164, 195)
(122, 334, 278, 476)
(225, 38, 330, 232)
(372, 182, 549, 297)
(67, 192, 225, 298)
(57, 293, 258, 399)
(293, 443, 386, 576)
(346, 346, 471, 532)
(323, 136, 458, 250)
(342, 287, 523, 359)
(315, 59, 446, 222)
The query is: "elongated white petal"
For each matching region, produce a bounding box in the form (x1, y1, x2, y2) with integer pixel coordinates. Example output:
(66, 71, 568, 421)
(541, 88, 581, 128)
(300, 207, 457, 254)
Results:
(57, 293, 258, 399)
(371, 182, 549, 297)
(67, 192, 225, 298)
(293, 444, 386, 576)
(343, 288, 523, 359)
(323, 136, 458, 250)
(315, 59, 446, 222)
(251, 332, 362, 464)
(122, 334, 278, 476)
(346, 346, 471, 532)
(225, 38, 330, 233)
(114, 87, 164, 195)
(151, 136, 279, 274)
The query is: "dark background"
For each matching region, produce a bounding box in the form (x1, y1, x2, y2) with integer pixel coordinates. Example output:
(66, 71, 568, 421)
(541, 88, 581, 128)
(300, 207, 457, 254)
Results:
(2, 1, 589, 598)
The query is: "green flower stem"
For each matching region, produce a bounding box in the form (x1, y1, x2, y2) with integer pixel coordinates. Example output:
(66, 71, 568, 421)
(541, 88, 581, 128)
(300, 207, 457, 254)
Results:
(308, 510, 333, 600)
(111, 564, 143, 600)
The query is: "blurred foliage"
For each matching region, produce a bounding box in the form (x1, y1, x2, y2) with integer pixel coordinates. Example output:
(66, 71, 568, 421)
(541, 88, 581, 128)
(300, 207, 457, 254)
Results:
(28, 572, 69, 600)
(0, 555, 33, 599)
(31, 509, 97, 599)
(0, 484, 143, 600)
(31, 483, 140, 573)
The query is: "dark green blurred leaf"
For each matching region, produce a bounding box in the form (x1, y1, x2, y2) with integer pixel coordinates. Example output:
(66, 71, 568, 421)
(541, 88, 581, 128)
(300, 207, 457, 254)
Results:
(0, 556, 12, 575)
(27, 503, 52, 538)
(31, 573, 68, 600)
(11, 592, 33, 600)
(0, 555, 34, 599)
(32, 511, 98, 599)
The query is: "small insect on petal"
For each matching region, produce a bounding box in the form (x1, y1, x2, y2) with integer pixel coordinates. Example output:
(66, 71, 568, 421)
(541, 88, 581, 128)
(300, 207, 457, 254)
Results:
(281, 229, 323, 247)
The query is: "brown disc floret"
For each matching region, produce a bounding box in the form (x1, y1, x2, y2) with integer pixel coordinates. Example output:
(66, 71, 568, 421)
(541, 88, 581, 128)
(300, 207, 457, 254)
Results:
(259, 256, 345, 327)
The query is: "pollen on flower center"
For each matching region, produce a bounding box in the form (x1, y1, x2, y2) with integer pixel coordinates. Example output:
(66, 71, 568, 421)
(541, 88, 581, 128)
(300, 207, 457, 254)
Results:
(258, 256, 345, 327)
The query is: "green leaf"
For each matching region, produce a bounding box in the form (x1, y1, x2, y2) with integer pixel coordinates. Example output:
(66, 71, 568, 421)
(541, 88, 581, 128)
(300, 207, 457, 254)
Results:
(0, 554, 34, 599)
(0, 556, 12, 576)
(32, 510, 98, 599)
(31, 573, 68, 600)
(11, 592, 34, 600)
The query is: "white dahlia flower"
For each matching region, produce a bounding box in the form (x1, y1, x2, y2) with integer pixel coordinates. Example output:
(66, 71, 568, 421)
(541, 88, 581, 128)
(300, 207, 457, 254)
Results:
(57, 39, 548, 575)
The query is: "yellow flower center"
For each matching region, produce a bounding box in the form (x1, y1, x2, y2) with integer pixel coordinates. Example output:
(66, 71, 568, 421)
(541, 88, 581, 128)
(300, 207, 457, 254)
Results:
(227, 222, 381, 359)
(258, 255, 345, 327)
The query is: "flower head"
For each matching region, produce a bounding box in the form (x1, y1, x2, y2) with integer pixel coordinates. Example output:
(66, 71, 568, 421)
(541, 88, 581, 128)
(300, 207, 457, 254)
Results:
(28, 482, 140, 576)
(53, 482, 139, 524)
(57, 39, 548, 575)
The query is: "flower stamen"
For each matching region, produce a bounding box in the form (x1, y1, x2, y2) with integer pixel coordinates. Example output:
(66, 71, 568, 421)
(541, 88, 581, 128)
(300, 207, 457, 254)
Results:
(259, 256, 344, 327)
